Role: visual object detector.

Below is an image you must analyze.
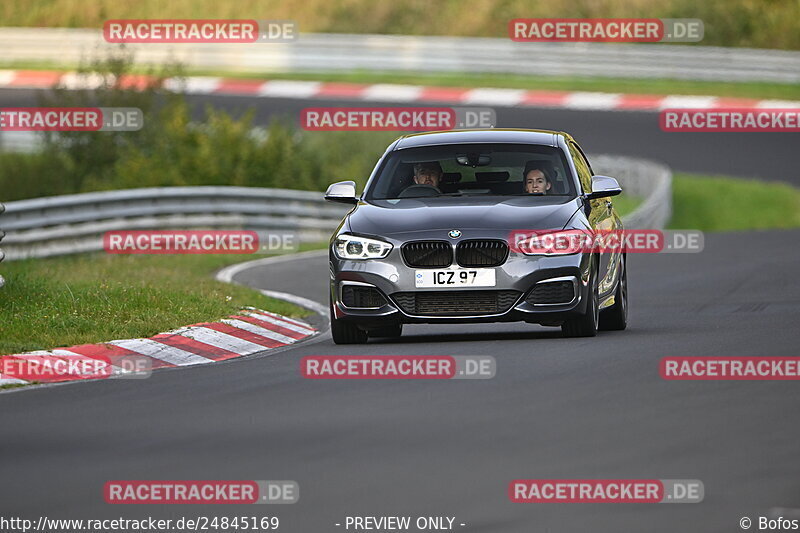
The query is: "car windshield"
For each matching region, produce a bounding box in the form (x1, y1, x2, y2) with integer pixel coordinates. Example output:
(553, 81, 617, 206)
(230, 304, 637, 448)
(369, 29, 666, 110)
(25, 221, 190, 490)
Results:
(365, 143, 576, 201)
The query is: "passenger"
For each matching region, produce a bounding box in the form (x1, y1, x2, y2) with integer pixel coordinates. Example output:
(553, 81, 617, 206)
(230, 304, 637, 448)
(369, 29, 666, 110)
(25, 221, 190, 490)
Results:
(523, 165, 552, 194)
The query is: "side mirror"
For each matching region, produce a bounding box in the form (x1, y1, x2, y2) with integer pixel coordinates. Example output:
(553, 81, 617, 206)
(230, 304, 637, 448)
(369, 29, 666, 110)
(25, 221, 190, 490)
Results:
(325, 181, 358, 204)
(586, 175, 622, 200)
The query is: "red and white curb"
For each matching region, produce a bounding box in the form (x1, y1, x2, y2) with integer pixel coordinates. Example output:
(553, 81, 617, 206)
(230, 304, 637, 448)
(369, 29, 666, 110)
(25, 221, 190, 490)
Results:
(1, 70, 798, 112)
(0, 308, 317, 387)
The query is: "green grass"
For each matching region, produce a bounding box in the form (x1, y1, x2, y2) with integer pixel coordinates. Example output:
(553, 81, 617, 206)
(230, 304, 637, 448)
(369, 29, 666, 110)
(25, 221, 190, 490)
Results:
(0, 383, 29, 390)
(612, 193, 642, 217)
(3, 61, 799, 101)
(0, 243, 326, 355)
(669, 173, 800, 231)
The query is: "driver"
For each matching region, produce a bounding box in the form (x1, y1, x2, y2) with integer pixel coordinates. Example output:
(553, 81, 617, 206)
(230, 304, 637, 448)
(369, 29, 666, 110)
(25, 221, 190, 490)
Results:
(523, 164, 552, 194)
(411, 161, 443, 191)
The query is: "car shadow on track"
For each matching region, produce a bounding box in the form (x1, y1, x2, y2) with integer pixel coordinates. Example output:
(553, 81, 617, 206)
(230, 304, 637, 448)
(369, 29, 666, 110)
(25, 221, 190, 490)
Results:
(367, 328, 566, 344)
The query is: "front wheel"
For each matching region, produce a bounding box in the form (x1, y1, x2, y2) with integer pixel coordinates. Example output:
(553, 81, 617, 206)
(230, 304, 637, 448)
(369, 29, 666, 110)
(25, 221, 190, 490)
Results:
(331, 316, 368, 344)
(562, 264, 599, 338)
(330, 300, 368, 344)
(599, 255, 628, 331)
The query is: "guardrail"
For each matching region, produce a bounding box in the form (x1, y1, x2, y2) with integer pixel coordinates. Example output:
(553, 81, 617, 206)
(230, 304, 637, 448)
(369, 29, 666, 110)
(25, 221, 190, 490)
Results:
(592, 155, 672, 230)
(0, 131, 39, 153)
(0, 27, 798, 84)
(1, 187, 351, 260)
(0, 155, 671, 261)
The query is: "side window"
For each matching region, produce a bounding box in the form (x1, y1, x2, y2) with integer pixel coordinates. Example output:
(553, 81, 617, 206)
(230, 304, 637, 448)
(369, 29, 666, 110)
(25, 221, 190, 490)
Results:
(568, 142, 593, 193)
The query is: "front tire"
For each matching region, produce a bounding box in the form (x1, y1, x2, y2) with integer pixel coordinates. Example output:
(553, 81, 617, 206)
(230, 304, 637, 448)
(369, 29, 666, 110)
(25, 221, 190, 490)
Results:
(562, 263, 599, 338)
(330, 300, 368, 344)
(331, 316, 368, 344)
(599, 255, 628, 331)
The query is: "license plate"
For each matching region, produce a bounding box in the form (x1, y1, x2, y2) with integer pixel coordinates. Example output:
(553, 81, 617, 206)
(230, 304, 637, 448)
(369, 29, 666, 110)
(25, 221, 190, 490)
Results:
(415, 268, 496, 288)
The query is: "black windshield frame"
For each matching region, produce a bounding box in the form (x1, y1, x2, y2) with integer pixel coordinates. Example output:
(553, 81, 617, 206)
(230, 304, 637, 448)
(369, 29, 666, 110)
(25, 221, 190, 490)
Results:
(364, 143, 578, 201)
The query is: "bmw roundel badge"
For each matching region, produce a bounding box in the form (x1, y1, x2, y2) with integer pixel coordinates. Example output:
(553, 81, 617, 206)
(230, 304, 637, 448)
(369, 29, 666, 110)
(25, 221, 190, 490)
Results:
(448, 229, 462, 239)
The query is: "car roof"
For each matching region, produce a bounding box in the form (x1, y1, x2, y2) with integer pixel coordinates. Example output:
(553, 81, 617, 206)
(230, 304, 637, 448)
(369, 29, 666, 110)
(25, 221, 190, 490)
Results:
(393, 128, 570, 150)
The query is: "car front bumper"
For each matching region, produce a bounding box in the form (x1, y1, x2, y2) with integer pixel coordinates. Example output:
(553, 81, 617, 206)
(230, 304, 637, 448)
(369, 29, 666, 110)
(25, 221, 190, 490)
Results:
(329, 249, 594, 326)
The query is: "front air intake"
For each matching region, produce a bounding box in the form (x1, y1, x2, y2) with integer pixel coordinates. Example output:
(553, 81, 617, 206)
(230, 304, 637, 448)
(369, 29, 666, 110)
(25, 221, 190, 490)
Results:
(526, 279, 576, 305)
(341, 284, 387, 308)
(391, 290, 521, 316)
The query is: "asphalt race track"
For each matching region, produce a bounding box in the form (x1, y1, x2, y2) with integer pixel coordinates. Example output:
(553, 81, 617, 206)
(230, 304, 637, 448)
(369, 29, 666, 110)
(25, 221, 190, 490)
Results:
(1, 89, 800, 532)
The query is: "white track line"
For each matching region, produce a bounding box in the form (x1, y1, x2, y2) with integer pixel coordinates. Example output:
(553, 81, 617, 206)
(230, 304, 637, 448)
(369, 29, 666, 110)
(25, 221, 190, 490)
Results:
(564, 92, 622, 110)
(658, 95, 718, 109)
(163, 76, 222, 94)
(757, 100, 800, 108)
(259, 289, 329, 317)
(0, 70, 17, 85)
(259, 80, 322, 98)
(215, 249, 327, 284)
(362, 84, 424, 102)
(59, 72, 105, 90)
(215, 249, 329, 317)
(462, 88, 526, 106)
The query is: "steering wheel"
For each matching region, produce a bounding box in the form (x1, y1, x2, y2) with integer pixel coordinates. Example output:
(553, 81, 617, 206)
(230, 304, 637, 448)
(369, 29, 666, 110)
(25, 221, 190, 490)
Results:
(398, 184, 441, 198)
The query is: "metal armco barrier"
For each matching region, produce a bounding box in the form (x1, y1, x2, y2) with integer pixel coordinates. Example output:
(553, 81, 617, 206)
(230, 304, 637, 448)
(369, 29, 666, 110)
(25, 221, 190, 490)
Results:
(0, 27, 798, 84)
(591, 155, 672, 230)
(1, 187, 351, 260)
(0, 155, 671, 260)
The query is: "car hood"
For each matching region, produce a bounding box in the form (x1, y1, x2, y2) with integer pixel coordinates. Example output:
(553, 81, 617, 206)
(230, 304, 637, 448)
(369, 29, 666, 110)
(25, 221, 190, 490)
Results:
(347, 197, 582, 238)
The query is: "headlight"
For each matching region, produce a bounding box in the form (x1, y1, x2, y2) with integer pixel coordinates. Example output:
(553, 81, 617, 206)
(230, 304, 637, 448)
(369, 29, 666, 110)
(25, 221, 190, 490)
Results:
(334, 235, 393, 260)
(511, 230, 584, 256)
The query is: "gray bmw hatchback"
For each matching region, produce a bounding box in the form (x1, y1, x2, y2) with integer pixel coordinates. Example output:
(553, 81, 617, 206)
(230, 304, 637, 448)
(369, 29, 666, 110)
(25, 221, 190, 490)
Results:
(325, 129, 628, 344)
